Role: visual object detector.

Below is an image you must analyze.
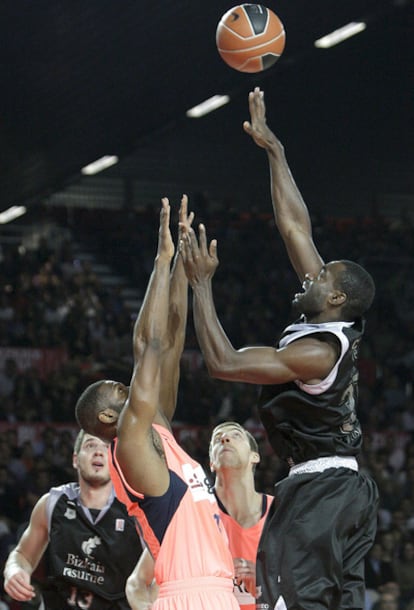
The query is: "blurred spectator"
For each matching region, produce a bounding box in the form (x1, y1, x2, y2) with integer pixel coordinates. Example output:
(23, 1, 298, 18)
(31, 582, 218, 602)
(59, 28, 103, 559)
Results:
(393, 541, 414, 608)
(0, 359, 18, 400)
(365, 543, 396, 591)
(1, 203, 414, 608)
(372, 589, 400, 610)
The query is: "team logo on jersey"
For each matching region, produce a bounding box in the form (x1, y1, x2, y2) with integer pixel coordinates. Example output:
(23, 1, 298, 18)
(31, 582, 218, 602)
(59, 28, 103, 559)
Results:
(115, 518, 125, 531)
(81, 536, 101, 556)
(181, 463, 215, 503)
(351, 338, 361, 362)
(64, 507, 76, 520)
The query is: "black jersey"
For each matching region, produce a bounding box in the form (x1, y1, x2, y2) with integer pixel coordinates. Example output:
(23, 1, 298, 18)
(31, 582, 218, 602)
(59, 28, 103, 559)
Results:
(41, 482, 142, 610)
(258, 318, 365, 464)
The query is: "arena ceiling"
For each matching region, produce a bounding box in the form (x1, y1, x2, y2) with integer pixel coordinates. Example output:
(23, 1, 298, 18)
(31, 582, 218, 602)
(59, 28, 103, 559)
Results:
(1, 0, 414, 217)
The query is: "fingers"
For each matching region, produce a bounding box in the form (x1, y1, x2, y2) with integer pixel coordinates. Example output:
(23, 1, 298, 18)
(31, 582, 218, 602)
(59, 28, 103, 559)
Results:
(188, 226, 200, 258)
(178, 222, 218, 286)
(5, 575, 35, 601)
(179, 194, 188, 219)
(198, 224, 208, 256)
(158, 197, 175, 259)
(248, 88, 256, 116)
(183, 225, 217, 259)
(160, 197, 170, 223)
(253, 86, 265, 108)
(160, 199, 171, 232)
(179, 194, 194, 230)
(233, 557, 256, 595)
(247, 87, 265, 122)
(178, 226, 195, 264)
(234, 557, 253, 573)
(209, 239, 218, 262)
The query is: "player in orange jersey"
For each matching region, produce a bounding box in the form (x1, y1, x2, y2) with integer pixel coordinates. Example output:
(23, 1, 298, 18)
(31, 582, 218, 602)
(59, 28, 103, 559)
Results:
(75, 197, 239, 610)
(209, 421, 273, 610)
(127, 420, 272, 610)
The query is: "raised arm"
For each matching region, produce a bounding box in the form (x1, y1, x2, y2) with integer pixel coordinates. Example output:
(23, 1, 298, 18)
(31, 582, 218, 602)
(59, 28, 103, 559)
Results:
(4, 494, 49, 602)
(181, 224, 337, 385)
(158, 195, 193, 421)
(115, 199, 174, 496)
(243, 87, 324, 282)
(132, 198, 174, 365)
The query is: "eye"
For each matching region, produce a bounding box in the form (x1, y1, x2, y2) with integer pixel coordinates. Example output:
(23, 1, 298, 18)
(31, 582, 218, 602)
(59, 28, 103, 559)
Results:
(84, 442, 96, 451)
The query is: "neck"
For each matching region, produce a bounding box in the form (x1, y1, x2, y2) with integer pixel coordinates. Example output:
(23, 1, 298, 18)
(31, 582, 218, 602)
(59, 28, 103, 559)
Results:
(78, 479, 113, 509)
(214, 469, 262, 528)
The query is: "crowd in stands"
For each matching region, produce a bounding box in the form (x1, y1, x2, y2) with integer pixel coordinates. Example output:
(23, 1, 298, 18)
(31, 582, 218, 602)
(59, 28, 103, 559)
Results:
(0, 199, 414, 609)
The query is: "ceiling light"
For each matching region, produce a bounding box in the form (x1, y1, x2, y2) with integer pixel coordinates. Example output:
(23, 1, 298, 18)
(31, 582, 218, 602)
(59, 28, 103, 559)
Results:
(81, 155, 119, 175)
(314, 22, 366, 49)
(0, 205, 27, 224)
(186, 95, 230, 118)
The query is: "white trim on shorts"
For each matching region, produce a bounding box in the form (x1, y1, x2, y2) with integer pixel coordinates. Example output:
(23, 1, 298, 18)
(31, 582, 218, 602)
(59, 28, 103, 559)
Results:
(288, 456, 358, 476)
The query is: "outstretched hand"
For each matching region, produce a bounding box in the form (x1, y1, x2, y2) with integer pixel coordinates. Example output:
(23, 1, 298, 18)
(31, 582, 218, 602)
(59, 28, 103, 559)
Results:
(180, 223, 218, 287)
(243, 87, 278, 150)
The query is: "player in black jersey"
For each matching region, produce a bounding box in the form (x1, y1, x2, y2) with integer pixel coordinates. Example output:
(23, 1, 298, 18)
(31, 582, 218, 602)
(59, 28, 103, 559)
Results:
(3, 429, 142, 609)
(180, 87, 379, 610)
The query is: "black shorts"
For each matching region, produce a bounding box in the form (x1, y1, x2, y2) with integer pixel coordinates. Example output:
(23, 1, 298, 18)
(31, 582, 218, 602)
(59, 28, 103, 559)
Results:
(256, 467, 379, 610)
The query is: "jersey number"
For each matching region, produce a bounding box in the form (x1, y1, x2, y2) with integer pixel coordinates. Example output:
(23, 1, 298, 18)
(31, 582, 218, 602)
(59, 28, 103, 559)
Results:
(67, 586, 93, 609)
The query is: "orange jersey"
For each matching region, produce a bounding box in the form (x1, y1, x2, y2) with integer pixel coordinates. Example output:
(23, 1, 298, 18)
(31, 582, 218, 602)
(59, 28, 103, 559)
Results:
(217, 493, 274, 610)
(109, 424, 239, 609)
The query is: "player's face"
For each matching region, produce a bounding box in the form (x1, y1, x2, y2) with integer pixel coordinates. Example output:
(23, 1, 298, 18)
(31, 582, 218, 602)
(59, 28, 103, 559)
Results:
(292, 263, 339, 318)
(74, 434, 111, 487)
(210, 424, 254, 471)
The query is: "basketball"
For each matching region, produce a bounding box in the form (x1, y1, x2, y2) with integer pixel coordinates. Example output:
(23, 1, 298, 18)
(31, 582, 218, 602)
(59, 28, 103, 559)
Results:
(216, 4, 286, 73)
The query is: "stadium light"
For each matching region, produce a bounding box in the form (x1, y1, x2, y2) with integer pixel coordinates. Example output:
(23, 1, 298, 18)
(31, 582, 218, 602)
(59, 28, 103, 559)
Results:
(186, 95, 230, 118)
(314, 22, 366, 49)
(81, 155, 119, 175)
(0, 206, 27, 224)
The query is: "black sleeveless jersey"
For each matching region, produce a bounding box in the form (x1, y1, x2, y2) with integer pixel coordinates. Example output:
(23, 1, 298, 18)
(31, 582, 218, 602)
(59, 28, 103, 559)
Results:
(41, 483, 142, 610)
(258, 318, 365, 464)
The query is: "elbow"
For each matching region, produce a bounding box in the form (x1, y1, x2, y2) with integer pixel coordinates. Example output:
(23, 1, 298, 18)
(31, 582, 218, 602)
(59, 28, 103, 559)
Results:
(205, 361, 222, 379)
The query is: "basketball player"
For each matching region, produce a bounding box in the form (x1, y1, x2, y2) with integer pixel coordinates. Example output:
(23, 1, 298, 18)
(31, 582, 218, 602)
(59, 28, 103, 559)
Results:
(209, 421, 273, 610)
(3, 429, 142, 609)
(75, 198, 239, 610)
(125, 421, 273, 610)
(180, 88, 379, 610)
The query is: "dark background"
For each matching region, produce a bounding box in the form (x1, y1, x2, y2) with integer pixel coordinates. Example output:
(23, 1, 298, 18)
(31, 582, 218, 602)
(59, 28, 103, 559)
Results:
(1, 0, 413, 218)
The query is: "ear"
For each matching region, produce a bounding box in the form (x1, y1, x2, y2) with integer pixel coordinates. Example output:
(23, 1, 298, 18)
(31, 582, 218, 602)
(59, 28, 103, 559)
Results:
(210, 460, 216, 473)
(251, 452, 260, 465)
(98, 408, 119, 424)
(72, 453, 78, 471)
(329, 290, 346, 307)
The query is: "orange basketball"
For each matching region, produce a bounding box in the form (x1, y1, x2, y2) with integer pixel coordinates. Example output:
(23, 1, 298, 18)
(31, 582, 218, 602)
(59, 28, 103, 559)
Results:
(216, 4, 286, 73)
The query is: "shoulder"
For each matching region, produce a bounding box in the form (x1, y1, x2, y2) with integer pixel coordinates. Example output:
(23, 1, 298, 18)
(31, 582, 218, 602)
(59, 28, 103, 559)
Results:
(48, 482, 79, 503)
(28, 492, 51, 527)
